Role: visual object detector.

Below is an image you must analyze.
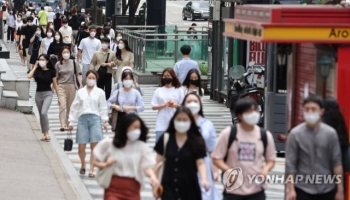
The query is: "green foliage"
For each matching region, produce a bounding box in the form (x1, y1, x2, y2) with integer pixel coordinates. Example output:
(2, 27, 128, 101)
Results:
(199, 62, 208, 75)
(317, 0, 331, 4)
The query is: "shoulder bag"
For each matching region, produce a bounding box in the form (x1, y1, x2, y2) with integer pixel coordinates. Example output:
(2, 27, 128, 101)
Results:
(96, 142, 115, 189)
(97, 53, 110, 81)
(154, 133, 170, 184)
(108, 90, 120, 131)
(72, 60, 80, 90)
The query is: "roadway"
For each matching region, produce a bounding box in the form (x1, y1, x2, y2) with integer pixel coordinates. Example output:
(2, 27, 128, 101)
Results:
(166, 1, 208, 27)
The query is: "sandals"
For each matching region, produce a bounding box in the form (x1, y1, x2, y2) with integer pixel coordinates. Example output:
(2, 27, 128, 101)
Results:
(89, 173, 95, 178)
(60, 125, 68, 132)
(40, 135, 51, 141)
(80, 168, 86, 175)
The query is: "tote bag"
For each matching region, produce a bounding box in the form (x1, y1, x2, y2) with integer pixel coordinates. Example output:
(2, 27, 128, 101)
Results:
(96, 143, 115, 189)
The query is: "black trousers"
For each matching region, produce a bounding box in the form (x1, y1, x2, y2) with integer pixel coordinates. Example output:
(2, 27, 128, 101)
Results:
(295, 187, 336, 200)
(223, 190, 265, 200)
(97, 73, 112, 99)
(7, 26, 14, 41)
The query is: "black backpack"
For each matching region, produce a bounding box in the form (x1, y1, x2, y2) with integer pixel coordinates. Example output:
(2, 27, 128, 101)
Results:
(223, 125, 268, 162)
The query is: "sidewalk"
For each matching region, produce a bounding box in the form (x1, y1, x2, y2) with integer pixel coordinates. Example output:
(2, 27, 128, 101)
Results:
(0, 108, 78, 200)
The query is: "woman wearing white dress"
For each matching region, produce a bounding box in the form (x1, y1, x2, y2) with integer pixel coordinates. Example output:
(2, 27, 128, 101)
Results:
(93, 114, 159, 200)
(151, 67, 184, 142)
(68, 70, 109, 178)
(39, 28, 54, 54)
(182, 93, 222, 200)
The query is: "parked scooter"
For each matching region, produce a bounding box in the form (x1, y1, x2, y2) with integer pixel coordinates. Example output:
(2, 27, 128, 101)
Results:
(228, 61, 265, 127)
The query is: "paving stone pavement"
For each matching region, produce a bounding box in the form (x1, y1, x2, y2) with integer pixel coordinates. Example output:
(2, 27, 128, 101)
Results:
(5, 42, 285, 200)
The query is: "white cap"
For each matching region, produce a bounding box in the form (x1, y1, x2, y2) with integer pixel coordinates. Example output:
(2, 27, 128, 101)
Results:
(81, 9, 85, 13)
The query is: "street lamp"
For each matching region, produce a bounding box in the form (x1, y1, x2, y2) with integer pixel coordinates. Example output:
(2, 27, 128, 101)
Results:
(318, 54, 333, 98)
(318, 55, 333, 79)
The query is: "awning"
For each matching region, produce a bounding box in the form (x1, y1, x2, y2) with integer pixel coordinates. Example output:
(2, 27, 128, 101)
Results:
(223, 5, 350, 43)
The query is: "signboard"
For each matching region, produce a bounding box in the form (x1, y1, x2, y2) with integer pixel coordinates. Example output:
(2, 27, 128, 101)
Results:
(223, 19, 350, 43)
(246, 41, 265, 66)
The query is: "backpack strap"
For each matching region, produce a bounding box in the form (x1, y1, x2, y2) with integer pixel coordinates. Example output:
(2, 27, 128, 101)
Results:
(260, 128, 268, 158)
(223, 125, 237, 162)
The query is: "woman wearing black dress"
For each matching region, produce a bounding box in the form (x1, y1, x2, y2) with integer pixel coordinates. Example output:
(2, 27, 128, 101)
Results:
(154, 107, 210, 200)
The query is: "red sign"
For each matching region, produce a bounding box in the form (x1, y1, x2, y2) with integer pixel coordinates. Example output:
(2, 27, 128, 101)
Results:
(247, 41, 266, 66)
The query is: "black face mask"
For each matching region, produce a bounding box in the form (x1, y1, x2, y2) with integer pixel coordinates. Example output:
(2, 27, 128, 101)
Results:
(163, 78, 172, 85)
(189, 79, 199, 85)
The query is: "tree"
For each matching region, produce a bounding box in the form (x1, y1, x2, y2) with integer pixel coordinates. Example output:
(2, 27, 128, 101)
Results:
(121, 0, 141, 25)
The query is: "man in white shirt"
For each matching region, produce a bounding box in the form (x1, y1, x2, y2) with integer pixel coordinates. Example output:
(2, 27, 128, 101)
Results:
(59, 19, 74, 47)
(78, 26, 101, 85)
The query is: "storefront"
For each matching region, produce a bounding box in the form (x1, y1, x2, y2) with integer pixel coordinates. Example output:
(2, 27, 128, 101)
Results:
(223, 5, 350, 198)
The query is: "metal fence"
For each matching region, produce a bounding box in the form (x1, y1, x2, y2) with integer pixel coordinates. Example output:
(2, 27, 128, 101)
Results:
(115, 25, 209, 73)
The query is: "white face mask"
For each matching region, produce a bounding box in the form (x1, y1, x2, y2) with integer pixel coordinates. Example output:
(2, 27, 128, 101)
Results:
(101, 43, 109, 49)
(86, 79, 96, 86)
(62, 53, 70, 59)
(116, 36, 122, 41)
(186, 102, 201, 115)
(28, 22, 33, 26)
(47, 32, 52, 37)
(304, 112, 320, 125)
(38, 61, 46, 67)
(63, 24, 68, 28)
(36, 31, 41, 35)
(123, 80, 133, 88)
(174, 121, 191, 133)
(18, 18, 21, 20)
(54, 35, 60, 40)
(127, 129, 141, 141)
(118, 44, 125, 50)
(90, 32, 96, 37)
(50, 25, 54, 29)
(242, 111, 260, 126)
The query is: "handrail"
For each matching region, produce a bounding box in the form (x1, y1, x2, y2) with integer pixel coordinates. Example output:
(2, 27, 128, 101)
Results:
(140, 39, 208, 41)
(116, 25, 158, 28)
(139, 34, 208, 36)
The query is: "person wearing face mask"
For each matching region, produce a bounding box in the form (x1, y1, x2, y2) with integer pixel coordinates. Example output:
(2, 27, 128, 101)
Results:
(30, 12, 39, 26)
(20, 16, 37, 72)
(107, 71, 144, 130)
(111, 32, 123, 52)
(182, 93, 222, 200)
(37, 7, 48, 27)
(286, 95, 344, 200)
(45, 22, 54, 34)
(59, 19, 73, 48)
(93, 114, 160, 199)
(47, 31, 64, 66)
(29, 26, 45, 67)
(181, 69, 204, 98)
(55, 46, 82, 131)
(90, 37, 117, 99)
(154, 107, 210, 200)
(75, 23, 89, 47)
(68, 70, 109, 178)
(6, 10, 15, 43)
(111, 66, 143, 96)
(77, 26, 101, 85)
(39, 28, 54, 55)
(212, 98, 276, 200)
(114, 39, 134, 83)
(151, 68, 184, 142)
(27, 54, 59, 141)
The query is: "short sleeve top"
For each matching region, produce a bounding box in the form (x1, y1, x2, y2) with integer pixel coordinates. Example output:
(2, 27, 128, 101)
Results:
(34, 68, 56, 92)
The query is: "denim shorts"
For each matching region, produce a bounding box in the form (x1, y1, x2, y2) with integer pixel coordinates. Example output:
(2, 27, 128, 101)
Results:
(76, 114, 103, 144)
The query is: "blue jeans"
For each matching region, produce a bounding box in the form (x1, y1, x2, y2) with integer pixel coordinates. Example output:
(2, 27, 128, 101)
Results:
(155, 131, 164, 143)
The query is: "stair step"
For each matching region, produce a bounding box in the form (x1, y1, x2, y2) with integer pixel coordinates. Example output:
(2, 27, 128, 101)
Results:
(17, 99, 33, 113)
(2, 90, 19, 98)
(0, 81, 3, 87)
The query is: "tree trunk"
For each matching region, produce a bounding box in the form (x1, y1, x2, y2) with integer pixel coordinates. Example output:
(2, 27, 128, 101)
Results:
(92, 0, 98, 24)
(122, 0, 127, 15)
(14, 0, 25, 12)
(128, 0, 140, 25)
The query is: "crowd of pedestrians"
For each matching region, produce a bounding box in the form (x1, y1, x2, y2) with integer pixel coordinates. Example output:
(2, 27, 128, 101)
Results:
(2, 2, 349, 200)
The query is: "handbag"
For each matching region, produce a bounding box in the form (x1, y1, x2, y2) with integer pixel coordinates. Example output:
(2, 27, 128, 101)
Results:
(72, 60, 80, 90)
(96, 143, 115, 189)
(63, 131, 73, 151)
(97, 53, 110, 80)
(154, 133, 170, 185)
(108, 90, 120, 131)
